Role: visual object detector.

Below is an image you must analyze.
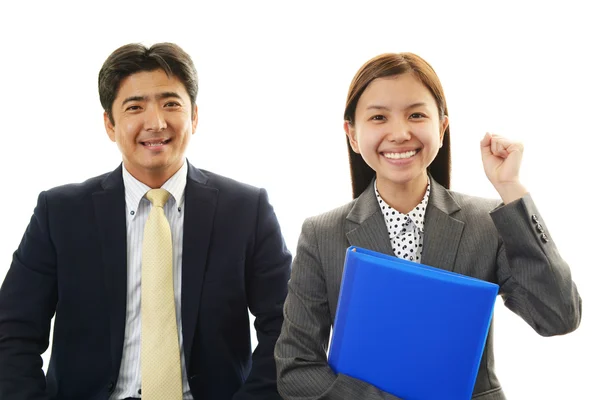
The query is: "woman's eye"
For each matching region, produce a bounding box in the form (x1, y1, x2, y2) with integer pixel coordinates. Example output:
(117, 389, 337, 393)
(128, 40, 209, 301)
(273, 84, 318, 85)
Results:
(370, 115, 386, 121)
(410, 113, 426, 119)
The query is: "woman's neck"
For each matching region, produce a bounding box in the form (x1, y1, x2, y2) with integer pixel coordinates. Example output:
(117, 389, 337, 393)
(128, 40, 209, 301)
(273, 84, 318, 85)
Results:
(375, 173, 428, 214)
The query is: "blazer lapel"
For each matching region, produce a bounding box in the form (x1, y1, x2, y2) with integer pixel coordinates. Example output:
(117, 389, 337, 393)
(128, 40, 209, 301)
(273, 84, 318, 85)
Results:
(92, 165, 128, 376)
(345, 178, 466, 273)
(420, 179, 465, 272)
(345, 183, 395, 257)
(180, 163, 218, 366)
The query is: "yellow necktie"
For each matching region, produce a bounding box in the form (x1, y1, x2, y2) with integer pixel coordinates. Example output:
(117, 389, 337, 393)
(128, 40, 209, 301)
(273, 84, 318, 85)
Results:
(141, 188, 183, 400)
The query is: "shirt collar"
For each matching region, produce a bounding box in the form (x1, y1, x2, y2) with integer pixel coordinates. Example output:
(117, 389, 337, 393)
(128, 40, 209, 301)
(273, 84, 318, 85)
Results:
(374, 178, 430, 237)
(123, 161, 188, 216)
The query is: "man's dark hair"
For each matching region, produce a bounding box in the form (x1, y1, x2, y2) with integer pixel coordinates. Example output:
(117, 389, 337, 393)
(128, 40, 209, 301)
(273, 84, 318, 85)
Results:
(99, 42, 198, 124)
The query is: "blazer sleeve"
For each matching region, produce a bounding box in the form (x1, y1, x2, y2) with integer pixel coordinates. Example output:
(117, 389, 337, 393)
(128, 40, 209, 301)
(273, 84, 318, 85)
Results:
(0, 191, 56, 400)
(275, 218, 402, 400)
(233, 188, 292, 400)
(491, 193, 582, 336)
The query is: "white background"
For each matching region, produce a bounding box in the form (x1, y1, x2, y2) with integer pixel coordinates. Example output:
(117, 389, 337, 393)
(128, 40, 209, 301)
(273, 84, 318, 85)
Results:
(0, 1, 598, 398)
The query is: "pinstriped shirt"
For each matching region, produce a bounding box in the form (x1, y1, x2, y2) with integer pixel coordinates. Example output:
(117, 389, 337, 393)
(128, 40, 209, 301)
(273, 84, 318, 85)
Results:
(109, 162, 193, 400)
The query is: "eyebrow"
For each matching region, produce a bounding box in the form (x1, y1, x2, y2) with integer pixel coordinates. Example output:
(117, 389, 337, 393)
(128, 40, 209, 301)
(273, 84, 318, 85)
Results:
(366, 102, 428, 111)
(121, 92, 184, 106)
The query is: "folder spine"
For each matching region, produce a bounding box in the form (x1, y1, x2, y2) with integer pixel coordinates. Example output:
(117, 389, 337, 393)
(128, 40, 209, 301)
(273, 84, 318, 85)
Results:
(328, 247, 359, 373)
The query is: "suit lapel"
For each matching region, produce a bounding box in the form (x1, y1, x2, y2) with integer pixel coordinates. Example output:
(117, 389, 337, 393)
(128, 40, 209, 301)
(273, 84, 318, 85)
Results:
(345, 183, 395, 257)
(92, 165, 128, 376)
(420, 179, 465, 272)
(345, 178, 466, 273)
(180, 164, 218, 366)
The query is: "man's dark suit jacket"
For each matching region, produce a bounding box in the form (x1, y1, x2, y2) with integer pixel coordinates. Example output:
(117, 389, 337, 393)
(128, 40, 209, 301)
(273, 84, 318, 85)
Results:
(0, 162, 292, 400)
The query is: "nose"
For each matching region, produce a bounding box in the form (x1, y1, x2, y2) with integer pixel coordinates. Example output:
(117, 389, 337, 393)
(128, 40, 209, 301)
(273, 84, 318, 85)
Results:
(387, 118, 411, 143)
(144, 104, 167, 132)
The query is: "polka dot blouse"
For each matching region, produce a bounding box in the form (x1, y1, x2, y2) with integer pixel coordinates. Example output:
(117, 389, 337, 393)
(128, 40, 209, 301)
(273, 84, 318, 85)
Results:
(374, 179, 430, 263)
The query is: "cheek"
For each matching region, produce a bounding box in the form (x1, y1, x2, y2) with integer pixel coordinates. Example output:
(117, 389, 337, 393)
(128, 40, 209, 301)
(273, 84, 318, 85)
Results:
(171, 117, 193, 137)
(356, 127, 382, 148)
(415, 125, 440, 145)
(124, 122, 140, 139)
(360, 137, 378, 153)
(114, 121, 140, 145)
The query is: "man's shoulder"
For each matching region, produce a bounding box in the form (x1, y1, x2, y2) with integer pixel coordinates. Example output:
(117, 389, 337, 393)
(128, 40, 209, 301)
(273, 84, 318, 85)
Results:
(191, 167, 262, 197)
(42, 171, 114, 202)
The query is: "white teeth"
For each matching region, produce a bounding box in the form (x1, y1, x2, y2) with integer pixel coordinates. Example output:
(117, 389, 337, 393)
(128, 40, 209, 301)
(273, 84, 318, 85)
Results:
(383, 150, 417, 159)
(145, 141, 167, 146)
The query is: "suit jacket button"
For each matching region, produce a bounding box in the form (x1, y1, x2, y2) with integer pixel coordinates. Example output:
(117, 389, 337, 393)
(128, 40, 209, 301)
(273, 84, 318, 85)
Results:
(541, 233, 548, 243)
(532, 214, 539, 223)
(536, 223, 544, 233)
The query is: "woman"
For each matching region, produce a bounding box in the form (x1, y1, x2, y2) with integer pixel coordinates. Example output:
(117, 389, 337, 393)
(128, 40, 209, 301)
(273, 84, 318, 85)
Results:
(274, 52, 582, 400)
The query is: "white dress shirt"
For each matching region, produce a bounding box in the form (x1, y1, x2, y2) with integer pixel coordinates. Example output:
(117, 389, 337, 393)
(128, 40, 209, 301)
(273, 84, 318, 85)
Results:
(375, 179, 430, 263)
(110, 162, 193, 400)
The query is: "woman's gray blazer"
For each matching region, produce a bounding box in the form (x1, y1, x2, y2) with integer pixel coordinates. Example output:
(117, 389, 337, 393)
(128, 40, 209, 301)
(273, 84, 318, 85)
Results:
(275, 178, 581, 400)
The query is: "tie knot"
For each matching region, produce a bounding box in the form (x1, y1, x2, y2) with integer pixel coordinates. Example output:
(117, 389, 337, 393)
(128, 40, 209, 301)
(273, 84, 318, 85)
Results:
(145, 188, 170, 208)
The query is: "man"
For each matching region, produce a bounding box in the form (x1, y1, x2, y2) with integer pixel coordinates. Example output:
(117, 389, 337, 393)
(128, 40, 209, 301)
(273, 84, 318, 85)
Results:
(0, 42, 291, 400)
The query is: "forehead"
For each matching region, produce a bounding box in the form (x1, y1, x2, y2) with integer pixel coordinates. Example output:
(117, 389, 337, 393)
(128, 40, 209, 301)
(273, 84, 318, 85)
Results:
(115, 69, 188, 100)
(358, 73, 436, 108)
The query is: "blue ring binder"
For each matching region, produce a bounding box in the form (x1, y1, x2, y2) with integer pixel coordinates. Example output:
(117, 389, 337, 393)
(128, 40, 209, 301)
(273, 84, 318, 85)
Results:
(328, 246, 499, 400)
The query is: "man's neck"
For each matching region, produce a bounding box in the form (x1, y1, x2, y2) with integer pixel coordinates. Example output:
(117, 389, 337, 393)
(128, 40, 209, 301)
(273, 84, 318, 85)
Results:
(123, 161, 185, 189)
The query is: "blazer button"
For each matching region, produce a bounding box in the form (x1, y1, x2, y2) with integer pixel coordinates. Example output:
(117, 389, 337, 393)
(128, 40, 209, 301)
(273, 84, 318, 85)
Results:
(541, 233, 549, 243)
(532, 214, 539, 223)
(536, 223, 544, 233)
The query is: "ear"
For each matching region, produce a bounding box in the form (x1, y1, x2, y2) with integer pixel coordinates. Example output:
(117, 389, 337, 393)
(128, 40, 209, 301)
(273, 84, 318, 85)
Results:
(104, 112, 116, 142)
(191, 104, 198, 134)
(344, 121, 360, 153)
(439, 115, 449, 143)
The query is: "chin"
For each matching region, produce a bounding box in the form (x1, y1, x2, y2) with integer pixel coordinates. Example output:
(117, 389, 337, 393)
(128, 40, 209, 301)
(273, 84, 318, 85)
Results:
(384, 171, 426, 185)
(139, 160, 169, 171)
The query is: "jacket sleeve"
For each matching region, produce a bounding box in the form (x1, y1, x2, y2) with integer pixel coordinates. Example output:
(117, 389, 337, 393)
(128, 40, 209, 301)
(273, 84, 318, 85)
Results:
(0, 191, 56, 400)
(275, 218, 402, 400)
(491, 193, 582, 336)
(233, 188, 292, 400)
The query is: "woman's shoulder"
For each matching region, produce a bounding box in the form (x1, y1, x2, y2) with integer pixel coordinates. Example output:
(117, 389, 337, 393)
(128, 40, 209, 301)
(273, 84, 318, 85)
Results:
(445, 188, 503, 218)
(302, 199, 358, 234)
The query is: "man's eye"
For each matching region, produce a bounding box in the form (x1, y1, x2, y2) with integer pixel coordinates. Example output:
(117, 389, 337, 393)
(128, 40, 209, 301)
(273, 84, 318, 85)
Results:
(165, 102, 181, 108)
(126, 105, 141, 111)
